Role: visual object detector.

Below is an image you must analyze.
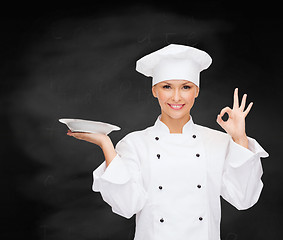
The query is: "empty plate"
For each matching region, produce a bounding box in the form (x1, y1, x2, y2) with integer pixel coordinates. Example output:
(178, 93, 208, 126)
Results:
(59, 118, 121, 135)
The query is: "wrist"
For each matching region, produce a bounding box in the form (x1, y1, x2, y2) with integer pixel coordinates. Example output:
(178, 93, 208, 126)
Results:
(232, 134, 249, 149)
(98, 135, 112, 148)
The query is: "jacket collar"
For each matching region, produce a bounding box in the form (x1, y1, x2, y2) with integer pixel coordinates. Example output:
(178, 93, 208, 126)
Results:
(153, 115, 195, 135)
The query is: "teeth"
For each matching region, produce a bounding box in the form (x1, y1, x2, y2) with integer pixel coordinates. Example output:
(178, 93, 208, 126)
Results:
(170, 104, 183, 109)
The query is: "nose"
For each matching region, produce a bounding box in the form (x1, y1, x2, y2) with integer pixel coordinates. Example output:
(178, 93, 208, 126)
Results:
(172, 89, 181, 102)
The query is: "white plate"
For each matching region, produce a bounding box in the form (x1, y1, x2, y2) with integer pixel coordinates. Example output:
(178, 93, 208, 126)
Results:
(59, 118, 121, 135)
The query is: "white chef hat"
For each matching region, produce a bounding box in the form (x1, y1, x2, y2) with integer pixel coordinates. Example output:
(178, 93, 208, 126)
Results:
(136, 44, 212, 87)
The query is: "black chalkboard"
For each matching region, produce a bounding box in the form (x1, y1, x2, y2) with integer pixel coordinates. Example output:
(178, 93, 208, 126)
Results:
(1, 2, 281, 240)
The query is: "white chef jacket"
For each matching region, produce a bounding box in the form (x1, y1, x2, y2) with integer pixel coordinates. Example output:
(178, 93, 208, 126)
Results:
(92, 116, 268, 240)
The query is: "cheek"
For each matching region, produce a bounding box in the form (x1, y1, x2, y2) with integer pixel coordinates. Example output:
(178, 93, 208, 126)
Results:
(157, 91, 170, 103)
(183, 92, 197, 104)
(184, 94, 195, 108)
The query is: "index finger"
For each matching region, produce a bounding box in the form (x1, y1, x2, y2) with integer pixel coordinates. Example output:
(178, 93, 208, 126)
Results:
(233, 88, 239, 109)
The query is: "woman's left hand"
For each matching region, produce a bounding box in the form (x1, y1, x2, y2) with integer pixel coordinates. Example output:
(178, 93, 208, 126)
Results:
(216, 88, 253, 148)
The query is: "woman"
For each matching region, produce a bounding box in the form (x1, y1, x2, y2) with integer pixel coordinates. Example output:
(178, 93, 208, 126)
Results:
(67, 44, 268, 240)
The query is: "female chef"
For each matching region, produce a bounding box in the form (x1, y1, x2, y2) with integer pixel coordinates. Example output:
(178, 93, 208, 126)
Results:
(67, 44, 269, 240)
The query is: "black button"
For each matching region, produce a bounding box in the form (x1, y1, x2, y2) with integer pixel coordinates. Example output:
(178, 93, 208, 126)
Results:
(192, 135, 196, 138)
(155, 137, 159, 141)
(160, 218, 164, 223)
(197, 185, 201, 188)
(196, 153, 200, 157)
(199, 217, 203, 221)
(159, 186, 163, 190)
(157, 154, 160, 159)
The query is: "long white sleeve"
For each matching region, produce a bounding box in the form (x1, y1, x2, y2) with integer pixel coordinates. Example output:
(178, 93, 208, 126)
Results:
(221, 136, 269, 210)
(92, 138, 148, 219)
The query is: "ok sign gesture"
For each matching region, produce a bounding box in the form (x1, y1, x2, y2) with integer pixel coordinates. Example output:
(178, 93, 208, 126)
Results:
(216, 88, 253, 148)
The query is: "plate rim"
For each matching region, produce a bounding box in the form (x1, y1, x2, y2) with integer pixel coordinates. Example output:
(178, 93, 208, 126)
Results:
(58, 118, 121, 132)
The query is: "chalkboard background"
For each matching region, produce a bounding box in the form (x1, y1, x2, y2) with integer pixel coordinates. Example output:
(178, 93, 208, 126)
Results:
(1, 2, 282, 240)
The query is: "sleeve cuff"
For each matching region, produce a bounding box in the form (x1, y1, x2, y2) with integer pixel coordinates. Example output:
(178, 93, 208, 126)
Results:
(227, 136, 269, 168)
(92, 154, 131, 191)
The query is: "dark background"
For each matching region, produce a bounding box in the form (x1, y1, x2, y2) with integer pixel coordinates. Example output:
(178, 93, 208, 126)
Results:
(1, 1, 282, 239)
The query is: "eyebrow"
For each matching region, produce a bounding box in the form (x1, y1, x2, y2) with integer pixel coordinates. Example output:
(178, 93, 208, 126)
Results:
(161, 82, 171, 86)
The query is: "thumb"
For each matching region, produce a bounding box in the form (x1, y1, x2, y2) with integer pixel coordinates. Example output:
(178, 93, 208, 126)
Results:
(216, 114, 226, 129)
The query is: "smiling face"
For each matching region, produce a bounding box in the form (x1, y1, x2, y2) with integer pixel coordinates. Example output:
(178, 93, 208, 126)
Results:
(152, 80, 199, 123)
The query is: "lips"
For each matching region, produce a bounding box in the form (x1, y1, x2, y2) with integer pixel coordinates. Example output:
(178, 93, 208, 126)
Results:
(168, 104, 185, 110)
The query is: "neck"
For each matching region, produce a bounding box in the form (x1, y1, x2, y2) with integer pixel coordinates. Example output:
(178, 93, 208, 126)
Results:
(160, 113, 191, 134)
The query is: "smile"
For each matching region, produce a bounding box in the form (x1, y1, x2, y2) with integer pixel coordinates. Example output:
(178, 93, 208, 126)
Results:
(168, 104, 185, 110)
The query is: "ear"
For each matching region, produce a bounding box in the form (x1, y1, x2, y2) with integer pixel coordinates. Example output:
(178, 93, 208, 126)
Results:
(195, 86, 199, 98)
(152, 86, 158, 98)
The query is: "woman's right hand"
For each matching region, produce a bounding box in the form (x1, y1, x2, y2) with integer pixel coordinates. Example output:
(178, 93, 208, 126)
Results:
(67, 130, 117, 166)
(67, 130, 109, 148)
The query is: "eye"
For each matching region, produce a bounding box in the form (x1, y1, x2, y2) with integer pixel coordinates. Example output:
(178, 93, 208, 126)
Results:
(183, 85, 191, 89)
(162, 85, 171, 89)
